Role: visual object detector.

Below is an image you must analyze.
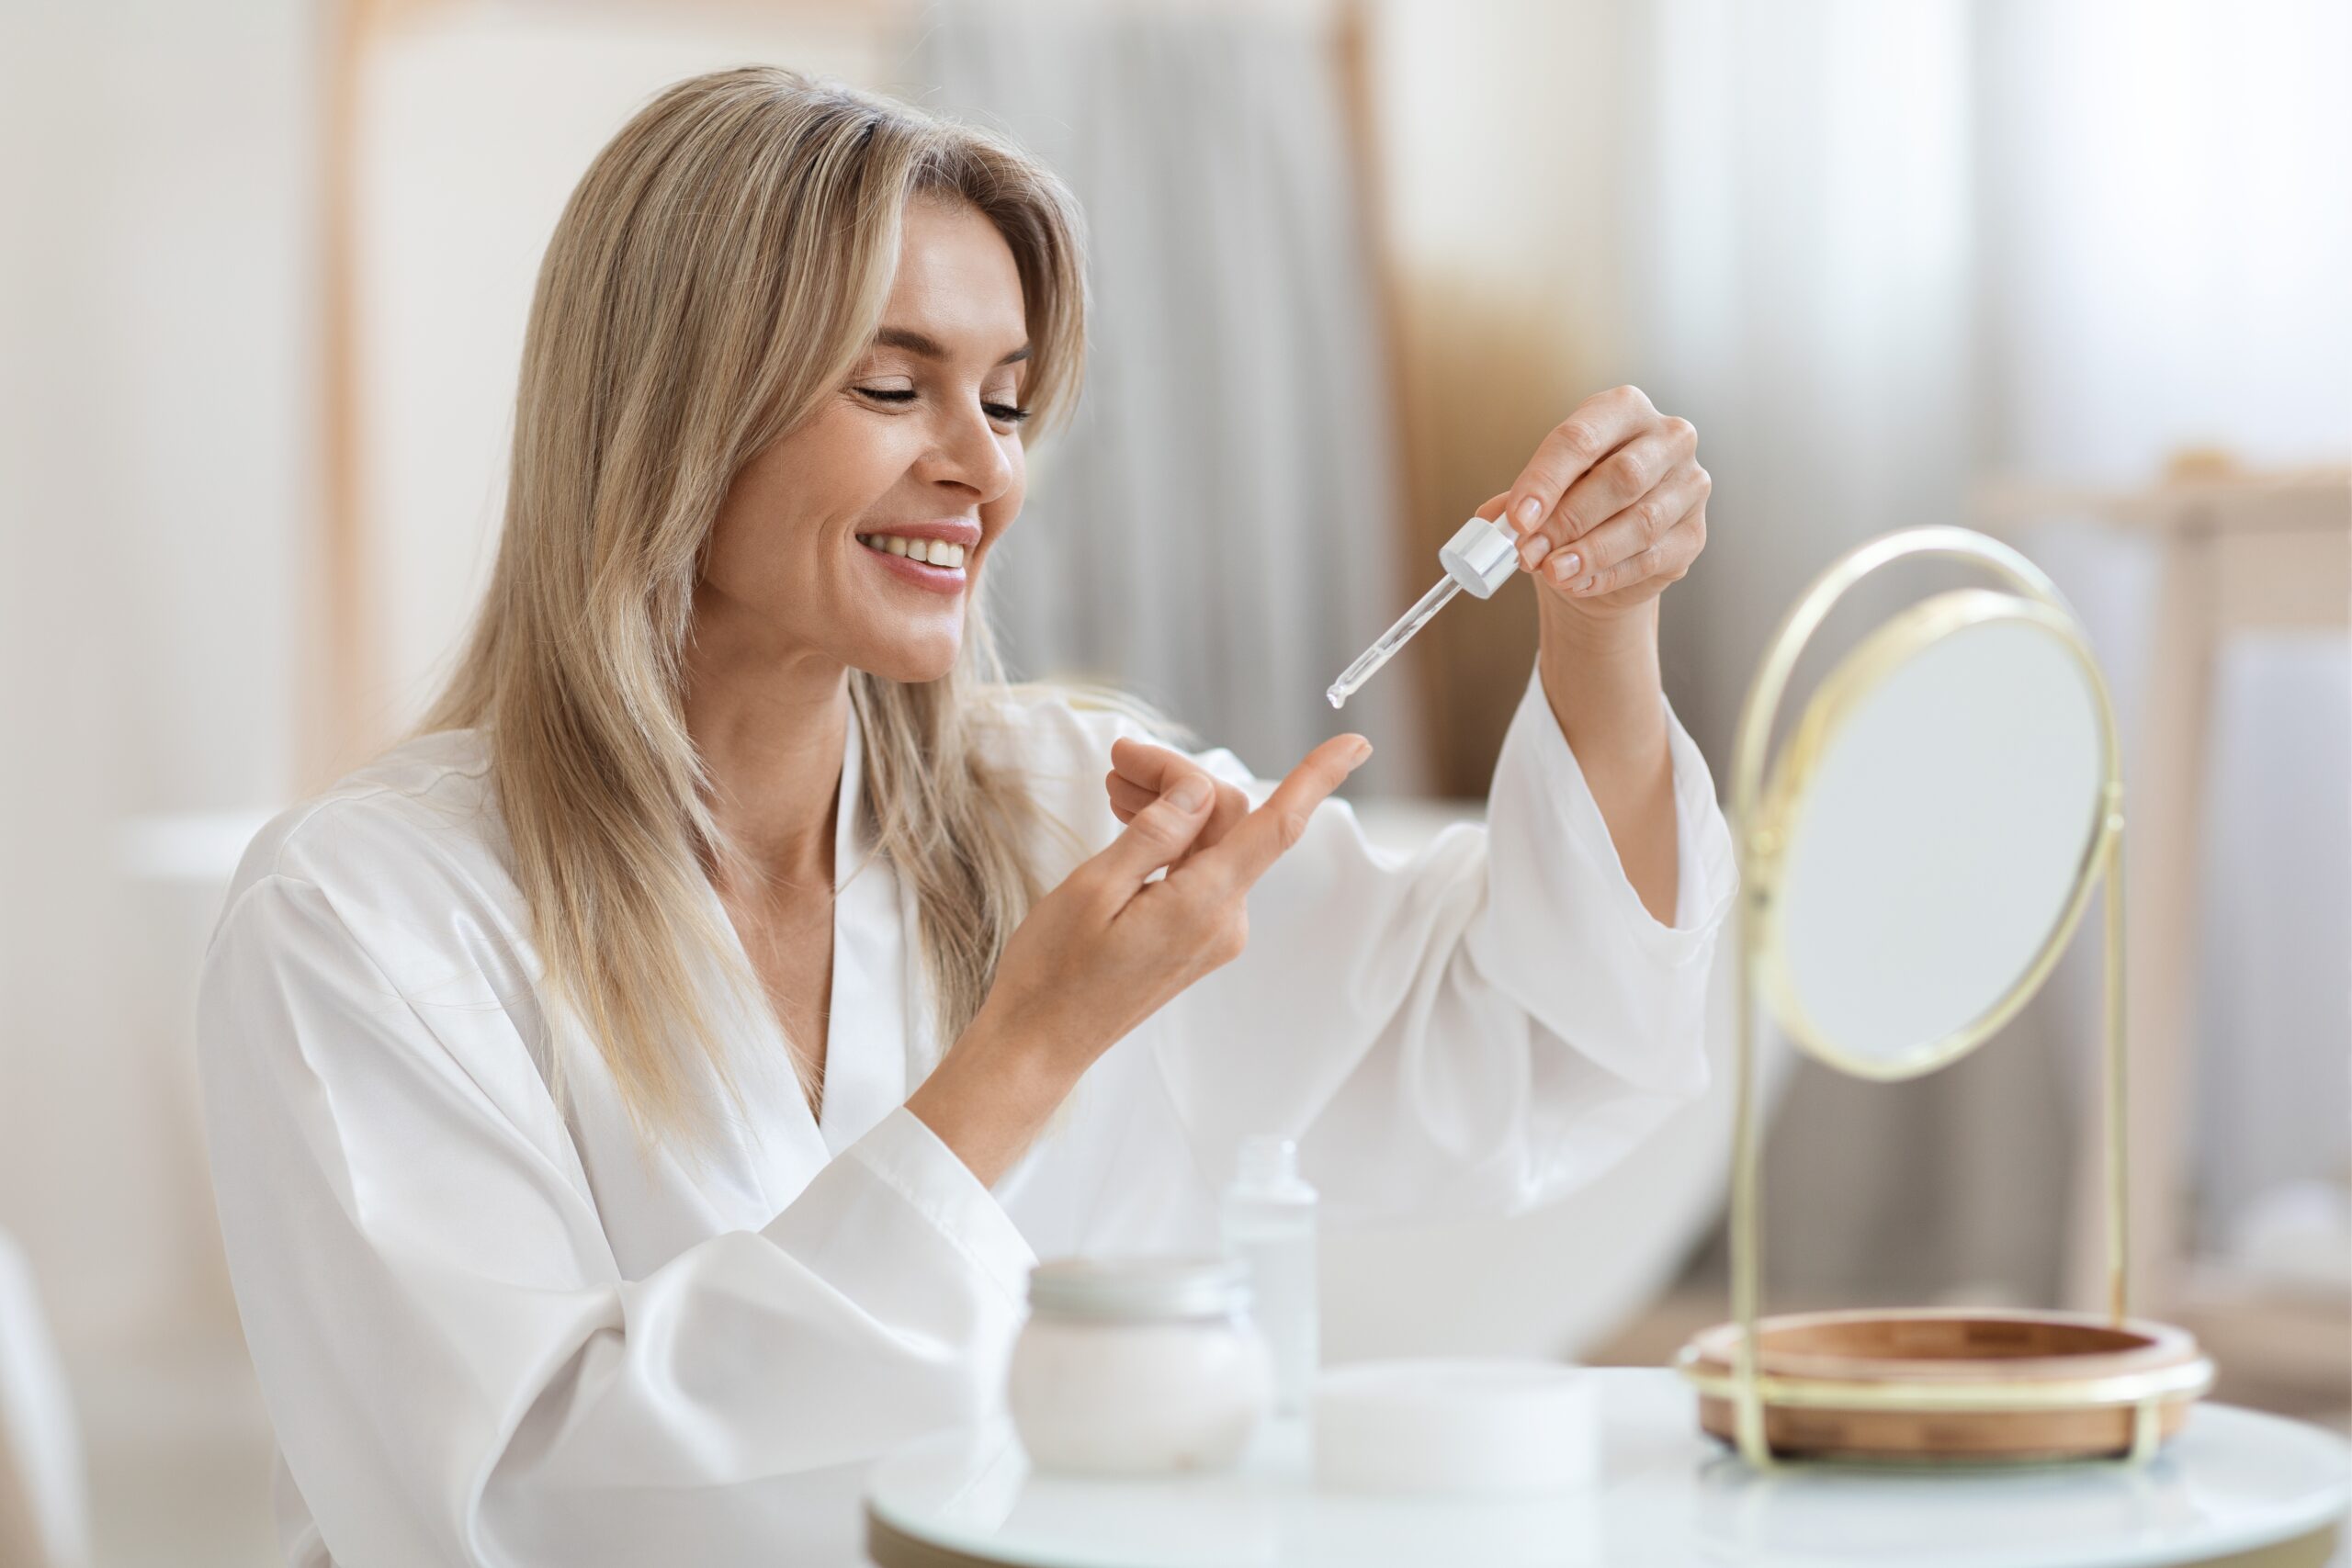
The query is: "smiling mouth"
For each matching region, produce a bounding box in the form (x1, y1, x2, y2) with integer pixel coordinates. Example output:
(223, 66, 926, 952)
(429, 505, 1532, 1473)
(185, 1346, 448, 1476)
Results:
(855, 533, 967, 569)
(854, 533, 970, 598)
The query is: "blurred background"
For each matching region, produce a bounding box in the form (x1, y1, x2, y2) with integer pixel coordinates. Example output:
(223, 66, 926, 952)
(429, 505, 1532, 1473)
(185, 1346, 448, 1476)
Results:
(1, 0, 2346, 1562)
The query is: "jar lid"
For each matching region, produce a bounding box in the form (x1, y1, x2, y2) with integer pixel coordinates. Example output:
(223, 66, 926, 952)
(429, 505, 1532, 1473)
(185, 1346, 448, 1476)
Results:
(1026, 1256, 1250, 1323)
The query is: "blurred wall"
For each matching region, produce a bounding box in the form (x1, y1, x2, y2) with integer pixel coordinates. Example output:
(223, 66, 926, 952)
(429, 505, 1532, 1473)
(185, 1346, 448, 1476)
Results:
(1369, 0, 1647, 793)
(339, 6, 909, 777)
(1621, 0, 2352, 1309)
(0, 0, 312, 1356)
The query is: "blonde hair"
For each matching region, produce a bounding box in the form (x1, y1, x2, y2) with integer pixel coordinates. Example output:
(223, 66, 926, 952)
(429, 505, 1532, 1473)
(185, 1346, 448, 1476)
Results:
(420, 65, 1153, 1145)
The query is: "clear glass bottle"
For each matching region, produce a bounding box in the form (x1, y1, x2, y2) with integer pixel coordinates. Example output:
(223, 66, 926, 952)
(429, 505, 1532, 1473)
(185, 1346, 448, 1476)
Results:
(1220, 1135, 1318, 1418)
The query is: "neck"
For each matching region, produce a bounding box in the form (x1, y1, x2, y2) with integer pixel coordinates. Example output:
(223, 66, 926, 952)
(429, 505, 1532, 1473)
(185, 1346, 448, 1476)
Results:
(684, 594, 849, 895)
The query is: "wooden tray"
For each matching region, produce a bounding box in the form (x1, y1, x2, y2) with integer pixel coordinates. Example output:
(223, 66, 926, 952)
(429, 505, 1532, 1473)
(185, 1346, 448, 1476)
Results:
(1680, 1308, 2211, 1461)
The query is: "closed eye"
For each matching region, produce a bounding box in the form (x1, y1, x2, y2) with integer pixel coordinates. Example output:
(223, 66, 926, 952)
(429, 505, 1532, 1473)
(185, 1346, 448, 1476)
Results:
(854, 387, 1032, 426)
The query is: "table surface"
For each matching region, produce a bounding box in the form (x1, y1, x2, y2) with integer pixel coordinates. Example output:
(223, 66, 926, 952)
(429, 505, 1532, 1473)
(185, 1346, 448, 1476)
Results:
(864, 1369, 2351, 1568)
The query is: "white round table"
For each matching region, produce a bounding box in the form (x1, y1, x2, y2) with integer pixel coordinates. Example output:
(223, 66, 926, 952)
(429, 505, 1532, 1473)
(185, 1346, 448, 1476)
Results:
(864, 1369, 2350, 1568)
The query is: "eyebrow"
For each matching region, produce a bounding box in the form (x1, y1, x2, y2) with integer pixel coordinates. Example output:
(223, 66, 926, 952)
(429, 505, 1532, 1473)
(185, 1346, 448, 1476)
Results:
(873, 326, 1032, 366)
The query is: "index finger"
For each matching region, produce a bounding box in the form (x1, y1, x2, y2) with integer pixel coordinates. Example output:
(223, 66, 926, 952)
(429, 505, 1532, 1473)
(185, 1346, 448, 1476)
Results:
(1178, 733, 1371, 894)
(1501, 385, 1657, 538)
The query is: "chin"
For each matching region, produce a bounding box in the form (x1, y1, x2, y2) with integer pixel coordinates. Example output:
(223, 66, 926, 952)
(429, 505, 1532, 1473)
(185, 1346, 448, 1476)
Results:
(862, 631, 964, 685)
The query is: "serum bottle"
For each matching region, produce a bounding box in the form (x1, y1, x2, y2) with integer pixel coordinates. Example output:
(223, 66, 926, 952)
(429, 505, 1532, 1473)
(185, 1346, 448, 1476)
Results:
(1220, 1135, 1319, 1418)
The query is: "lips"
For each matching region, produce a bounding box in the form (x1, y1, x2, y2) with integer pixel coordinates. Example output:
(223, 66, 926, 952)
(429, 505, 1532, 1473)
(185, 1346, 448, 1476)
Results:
(860, 540, 967, 597)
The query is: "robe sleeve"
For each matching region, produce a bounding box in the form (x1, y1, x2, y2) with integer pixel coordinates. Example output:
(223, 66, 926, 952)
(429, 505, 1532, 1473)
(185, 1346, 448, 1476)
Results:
(1151, 665, 1739, 1223)
(197, 870, 1035, 1564)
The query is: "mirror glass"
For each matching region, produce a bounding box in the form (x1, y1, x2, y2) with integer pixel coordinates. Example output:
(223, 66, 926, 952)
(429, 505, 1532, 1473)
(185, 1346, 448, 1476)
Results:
(1767, 597, 2107, 1077)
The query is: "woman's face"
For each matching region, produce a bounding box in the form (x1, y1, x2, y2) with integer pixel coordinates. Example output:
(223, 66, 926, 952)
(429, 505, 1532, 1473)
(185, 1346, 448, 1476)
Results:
(698, 195, 1032, 685)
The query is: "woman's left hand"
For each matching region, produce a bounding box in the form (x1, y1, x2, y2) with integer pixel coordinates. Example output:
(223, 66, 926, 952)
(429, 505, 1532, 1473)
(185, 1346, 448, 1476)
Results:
(1476, 385, 1710, 621)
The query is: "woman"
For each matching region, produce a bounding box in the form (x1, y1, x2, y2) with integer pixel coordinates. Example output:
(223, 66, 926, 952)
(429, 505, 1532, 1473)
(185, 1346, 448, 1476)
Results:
(198, 65, 1731, 1567)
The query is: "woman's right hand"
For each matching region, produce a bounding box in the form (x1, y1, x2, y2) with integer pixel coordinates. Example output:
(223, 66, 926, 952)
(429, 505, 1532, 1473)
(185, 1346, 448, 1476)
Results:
(906, 732, 1373, 1184)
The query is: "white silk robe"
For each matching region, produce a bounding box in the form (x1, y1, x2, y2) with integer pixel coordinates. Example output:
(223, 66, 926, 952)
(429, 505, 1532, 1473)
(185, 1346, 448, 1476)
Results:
(196, 668, 1737, 1566)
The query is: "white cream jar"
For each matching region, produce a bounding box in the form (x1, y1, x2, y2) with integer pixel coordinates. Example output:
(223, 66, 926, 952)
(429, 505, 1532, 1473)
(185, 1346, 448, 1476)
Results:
(1008, 1257, 1272, 1475)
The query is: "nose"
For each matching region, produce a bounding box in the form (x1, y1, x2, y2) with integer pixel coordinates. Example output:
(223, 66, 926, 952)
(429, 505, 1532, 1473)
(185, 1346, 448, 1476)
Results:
(919, 399, 1018, 503)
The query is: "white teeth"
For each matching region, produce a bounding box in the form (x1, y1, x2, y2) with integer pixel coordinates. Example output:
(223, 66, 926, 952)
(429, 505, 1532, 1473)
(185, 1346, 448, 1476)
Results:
(858, 534, 968, 569)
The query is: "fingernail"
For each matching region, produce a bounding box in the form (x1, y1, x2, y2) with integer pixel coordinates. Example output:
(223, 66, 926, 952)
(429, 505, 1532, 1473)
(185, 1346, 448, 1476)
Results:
(1519, 535, 1552, 570)
(1170, 777, 1209, 809)
(1514, 496, 1544, 530)
(1348, 739, 1374, 769)
(1547, 551, 1580, 585)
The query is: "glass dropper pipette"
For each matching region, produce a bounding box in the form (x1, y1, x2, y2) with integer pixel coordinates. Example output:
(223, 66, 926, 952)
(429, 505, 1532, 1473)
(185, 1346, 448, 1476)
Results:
(1328, 514, 1523, 708)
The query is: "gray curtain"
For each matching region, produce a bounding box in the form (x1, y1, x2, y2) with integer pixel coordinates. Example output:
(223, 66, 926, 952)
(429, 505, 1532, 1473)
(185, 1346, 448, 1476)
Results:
(1629, 0, 2351, 1307)
(912, 0, 1426, 795)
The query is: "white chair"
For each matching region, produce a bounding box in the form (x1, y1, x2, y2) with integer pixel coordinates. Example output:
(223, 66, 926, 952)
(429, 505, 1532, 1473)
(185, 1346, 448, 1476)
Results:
(0, 1228, 90, 1568)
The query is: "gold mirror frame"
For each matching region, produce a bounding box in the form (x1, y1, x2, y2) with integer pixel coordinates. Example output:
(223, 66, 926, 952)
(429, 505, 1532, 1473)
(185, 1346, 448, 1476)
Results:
(1753, 586, 2116, 1083)
(1680, 525, 2207, 1469)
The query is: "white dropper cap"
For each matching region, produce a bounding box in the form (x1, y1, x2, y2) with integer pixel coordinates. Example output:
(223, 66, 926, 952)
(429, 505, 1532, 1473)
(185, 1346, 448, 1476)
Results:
(1436, 515, 1521, 598)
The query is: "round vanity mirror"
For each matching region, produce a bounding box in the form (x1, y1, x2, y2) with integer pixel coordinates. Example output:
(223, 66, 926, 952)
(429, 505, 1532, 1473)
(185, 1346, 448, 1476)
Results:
(1756, 589, 2113, 1081)
(1684, 532, 2206, 1470)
